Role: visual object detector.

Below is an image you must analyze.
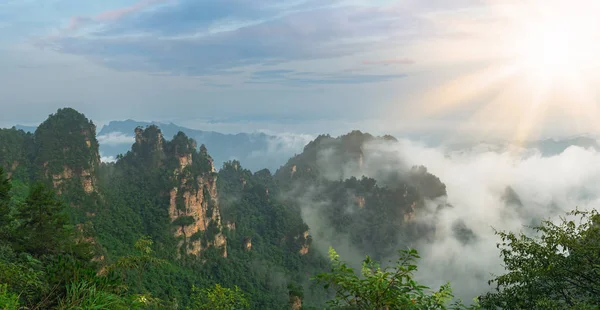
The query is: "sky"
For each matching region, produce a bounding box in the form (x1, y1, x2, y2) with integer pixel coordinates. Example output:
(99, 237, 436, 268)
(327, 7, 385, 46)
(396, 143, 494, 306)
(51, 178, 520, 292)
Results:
(2, 0, 600, 140)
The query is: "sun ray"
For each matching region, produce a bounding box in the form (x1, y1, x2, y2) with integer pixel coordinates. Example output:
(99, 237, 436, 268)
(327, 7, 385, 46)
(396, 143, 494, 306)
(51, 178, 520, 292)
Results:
(413, 0, 600, 142)
(416, 62, 519, 117)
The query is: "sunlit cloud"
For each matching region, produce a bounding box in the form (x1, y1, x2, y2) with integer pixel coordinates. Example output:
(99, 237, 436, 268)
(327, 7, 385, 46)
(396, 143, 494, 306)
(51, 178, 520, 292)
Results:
(406, 0, 600, 143)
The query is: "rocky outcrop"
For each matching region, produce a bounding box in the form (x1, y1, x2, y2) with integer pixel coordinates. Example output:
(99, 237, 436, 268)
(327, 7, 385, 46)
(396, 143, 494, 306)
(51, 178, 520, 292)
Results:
(404, 201, 417, 222)
(169, 174, 227, 257)
(34, 108, 101, 197)
(7, 161, 18, 179)
(168, 134, 227, 258)
(298, 231, 310, 255)
(290, 165, 297, 177)
(50, 166, 97, 195)
(290, 295, 302, 310)
(51, 166, 73, 194)
(80, 169, 95, 194)
(243, 237, 252, 251)
(354, 195, 365, 209)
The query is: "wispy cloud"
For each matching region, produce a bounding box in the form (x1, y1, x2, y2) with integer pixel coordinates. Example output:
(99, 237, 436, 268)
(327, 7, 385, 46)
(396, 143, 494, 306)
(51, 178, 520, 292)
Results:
(97, 131, 134, 146)
(362, 58, 415, 65)
(39, 1, 417, 84)
(64, 0, 171, 33)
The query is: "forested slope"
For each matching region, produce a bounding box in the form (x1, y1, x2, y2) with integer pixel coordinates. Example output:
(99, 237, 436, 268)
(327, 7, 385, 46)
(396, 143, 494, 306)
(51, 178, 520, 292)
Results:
(2, 108, 596, 309)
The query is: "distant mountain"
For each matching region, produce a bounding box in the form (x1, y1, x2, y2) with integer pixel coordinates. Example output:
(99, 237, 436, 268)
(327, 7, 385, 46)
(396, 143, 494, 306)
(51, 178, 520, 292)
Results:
(528, 136, 600, 156)
(13, 125, 37, 133)
(444, 135, 600, 157)
(8, 119, 599, 171)
(97, 120, 312, 172)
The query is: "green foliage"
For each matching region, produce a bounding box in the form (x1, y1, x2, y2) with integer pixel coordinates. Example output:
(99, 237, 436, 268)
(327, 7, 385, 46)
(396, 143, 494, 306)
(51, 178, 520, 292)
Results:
(479, 209, 600, 309)
(57, 280, 128, 310)
(314, 247, 477, 310)
(34, 107, 100, 177)
(187, 284, 249, 310)
(0, 128, 34, 182)
(16, 183, 92, 259)
(0, 247, 46, 304)
(0, 169, 11, 235)
(172, 216, 196, 227)
(105, 236, 169, 287)
(0, 284, 20, 310)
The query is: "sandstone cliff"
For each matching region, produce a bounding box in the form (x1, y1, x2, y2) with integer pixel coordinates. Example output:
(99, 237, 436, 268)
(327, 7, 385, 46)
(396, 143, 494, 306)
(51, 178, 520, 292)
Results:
(132, 128, 228, 257)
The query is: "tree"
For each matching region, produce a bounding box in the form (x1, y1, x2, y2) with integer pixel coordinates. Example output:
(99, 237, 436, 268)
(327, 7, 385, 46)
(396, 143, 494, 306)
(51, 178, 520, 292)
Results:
(105, 236, 168, 284)
(15, 183, 86, 257)
(314, 247, 476, 310)
(0, 168, 12, 237)
(479, 209, 600, 309)
(187, 284, 249, 310)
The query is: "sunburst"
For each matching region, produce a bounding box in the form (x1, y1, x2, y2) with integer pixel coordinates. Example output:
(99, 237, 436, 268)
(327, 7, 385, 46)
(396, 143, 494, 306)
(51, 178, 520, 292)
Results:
(410, 0, 600, 143)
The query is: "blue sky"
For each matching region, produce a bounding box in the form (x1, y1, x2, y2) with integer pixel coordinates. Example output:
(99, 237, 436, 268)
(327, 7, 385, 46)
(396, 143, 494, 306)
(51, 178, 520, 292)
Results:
(0, 0, 595, 139)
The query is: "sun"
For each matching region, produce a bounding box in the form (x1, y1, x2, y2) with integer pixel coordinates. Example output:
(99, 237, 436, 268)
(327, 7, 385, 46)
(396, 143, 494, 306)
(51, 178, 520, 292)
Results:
(412, 1, 600, 142)
(515, 14, 598, 86)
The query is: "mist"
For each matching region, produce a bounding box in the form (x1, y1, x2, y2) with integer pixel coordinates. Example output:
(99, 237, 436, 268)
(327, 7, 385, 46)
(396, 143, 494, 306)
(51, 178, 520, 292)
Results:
(291, 137, 600, 301)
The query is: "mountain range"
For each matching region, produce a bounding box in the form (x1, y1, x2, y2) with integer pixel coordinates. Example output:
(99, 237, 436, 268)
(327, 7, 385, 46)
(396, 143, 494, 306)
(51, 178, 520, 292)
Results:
(13, 121, 600, 174)
(2, 108, 600, 308)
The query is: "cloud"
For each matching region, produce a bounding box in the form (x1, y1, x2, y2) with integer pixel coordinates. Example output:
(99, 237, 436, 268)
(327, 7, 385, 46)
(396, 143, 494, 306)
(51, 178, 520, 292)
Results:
(63, 0, 172, 33)
(100, 155, 117, 163)
(94, 0, 283, 37)
(362, 58, 415, 65)
(44, 2, 416, 80)
(247, 68, 409, 86)
(96, 0, 169, 22)
(96, 131, 134, 146)
(237, 130, 314, 172)
(249, 130, 314, 158)
(252, 70, 296, 78)
(392, 141, 600, 300)
(247, 72, 408, 86)
(287, 137, 600, 302)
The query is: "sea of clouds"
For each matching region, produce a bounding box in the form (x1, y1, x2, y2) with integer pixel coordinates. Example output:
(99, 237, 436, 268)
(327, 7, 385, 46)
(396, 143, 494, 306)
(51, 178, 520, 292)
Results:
(294, 137, 600, 301)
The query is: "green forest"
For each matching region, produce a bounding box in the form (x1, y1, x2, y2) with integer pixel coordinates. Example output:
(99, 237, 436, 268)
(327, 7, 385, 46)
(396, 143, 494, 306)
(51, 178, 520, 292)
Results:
(0, 108, 598, 309)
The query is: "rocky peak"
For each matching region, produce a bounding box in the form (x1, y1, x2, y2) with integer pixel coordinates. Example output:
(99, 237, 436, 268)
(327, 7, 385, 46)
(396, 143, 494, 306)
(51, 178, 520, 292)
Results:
(166, 137, 226, 258)
(132, 126, 166, 165)
(408, 165, 447, 199)
(275, 130, 400, 183)
(34, 108, 100, 196)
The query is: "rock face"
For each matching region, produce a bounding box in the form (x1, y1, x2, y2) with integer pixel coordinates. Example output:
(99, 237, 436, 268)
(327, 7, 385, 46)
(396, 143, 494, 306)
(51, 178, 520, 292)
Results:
(298, 231, 310, 255)
(163, 132, 227, 257)
(354, 195, 365, 209)
(6, 161, 18, 179)
(169, 174, 227, 257)
(290, 295, 302, 310)
(127, 128, 228, 258)
(243, 237, 252, 251)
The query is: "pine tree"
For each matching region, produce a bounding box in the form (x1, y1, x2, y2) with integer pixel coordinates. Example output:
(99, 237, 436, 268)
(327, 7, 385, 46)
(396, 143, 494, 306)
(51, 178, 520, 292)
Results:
(16, 183, 76, 257)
